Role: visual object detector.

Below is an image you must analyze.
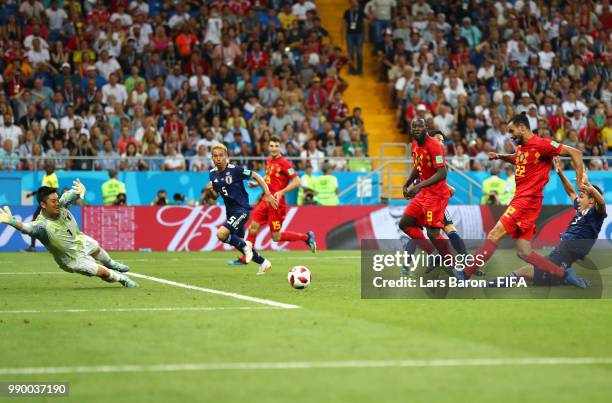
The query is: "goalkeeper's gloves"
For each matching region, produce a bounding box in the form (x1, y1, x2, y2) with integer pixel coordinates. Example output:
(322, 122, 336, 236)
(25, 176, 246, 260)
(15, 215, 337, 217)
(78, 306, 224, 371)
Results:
(72, 179, 86, 199)
(0, 206, 16, 226)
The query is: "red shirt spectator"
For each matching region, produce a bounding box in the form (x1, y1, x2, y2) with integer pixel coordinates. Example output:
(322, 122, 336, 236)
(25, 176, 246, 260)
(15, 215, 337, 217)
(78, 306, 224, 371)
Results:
(117, 135, 139, 155)
(245, 47, 270, 71)
(328, 94, 349, 122)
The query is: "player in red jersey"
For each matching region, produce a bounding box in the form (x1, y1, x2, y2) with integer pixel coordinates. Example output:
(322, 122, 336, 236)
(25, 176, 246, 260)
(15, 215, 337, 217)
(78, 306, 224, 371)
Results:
(399, 118, 455, 271)
(458, 114, 587, 287)
(228, 136, 316, 265)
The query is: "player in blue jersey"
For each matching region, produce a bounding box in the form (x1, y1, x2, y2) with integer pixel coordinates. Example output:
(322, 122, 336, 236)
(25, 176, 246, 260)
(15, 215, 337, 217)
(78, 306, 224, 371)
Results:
(206, 143, 278, 275)
(491, 158, 606, 287)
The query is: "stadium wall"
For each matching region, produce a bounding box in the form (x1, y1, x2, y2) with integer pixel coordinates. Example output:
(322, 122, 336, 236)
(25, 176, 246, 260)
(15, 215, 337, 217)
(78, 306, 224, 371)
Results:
(2, 171, 609, 206)
(2, 205, 611, 252)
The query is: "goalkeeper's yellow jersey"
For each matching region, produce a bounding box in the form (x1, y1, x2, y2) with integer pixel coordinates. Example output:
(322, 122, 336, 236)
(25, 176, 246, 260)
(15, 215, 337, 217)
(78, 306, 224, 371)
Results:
(24, 191, 85, 268)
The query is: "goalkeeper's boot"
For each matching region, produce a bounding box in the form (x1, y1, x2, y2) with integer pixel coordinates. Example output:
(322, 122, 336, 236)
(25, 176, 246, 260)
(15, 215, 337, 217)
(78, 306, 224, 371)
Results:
(563, 266, 588, 289)
(119, 275, 139, 288)
(243, 241, 254, 264)
(227, 256, 247, 266)
(256, 259, 272, 275)
(306, 231, 317, 253)
(109, 261, 130, 273)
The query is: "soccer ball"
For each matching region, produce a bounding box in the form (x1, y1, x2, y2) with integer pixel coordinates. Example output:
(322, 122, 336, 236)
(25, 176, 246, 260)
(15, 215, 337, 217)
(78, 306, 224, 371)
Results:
(288, 266, 311, 289)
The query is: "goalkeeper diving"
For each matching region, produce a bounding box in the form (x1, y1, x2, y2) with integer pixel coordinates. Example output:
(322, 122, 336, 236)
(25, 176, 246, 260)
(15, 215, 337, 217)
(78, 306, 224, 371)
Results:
(0, 180, 138, 288)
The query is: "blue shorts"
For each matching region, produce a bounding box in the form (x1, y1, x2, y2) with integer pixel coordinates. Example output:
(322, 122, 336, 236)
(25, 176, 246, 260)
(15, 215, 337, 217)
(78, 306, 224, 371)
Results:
(223, 211, 249, 238)
(532, 240, 585, 286)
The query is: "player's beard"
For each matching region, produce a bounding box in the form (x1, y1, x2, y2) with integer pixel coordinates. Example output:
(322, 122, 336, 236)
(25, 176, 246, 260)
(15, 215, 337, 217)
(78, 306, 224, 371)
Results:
(513, 135, 524, 146)
(414, 131, 426, 145)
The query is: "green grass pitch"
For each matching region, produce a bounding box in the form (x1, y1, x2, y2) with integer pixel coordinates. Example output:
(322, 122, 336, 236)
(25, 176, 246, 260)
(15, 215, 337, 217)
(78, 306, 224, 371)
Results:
(1, 250, 612, 403)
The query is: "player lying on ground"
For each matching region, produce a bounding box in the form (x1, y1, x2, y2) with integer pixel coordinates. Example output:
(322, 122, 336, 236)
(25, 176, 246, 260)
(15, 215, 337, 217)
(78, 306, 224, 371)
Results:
(457, 114, 587, 288)
(228, 136, 316, 265)
(0, 182, 138, 288)
(490, 159, 605, 287)
(207, 143, 276, 275)
(399, 119, 456, 273)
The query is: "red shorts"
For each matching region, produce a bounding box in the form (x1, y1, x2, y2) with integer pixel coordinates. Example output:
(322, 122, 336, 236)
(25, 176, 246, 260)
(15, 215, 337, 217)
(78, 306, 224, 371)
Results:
(499, 198, 541, 240)
(251, 198, 286, 232)
(403, 191, 449, 228)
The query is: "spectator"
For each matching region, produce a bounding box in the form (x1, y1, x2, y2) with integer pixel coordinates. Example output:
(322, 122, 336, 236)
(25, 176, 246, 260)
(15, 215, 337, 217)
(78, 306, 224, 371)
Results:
(101, 73, 128, 106)
(120, 143, 144, 171)
(0, 112, 22, 149)
(46, 138, 70, 170)
(163, 143, 186, 171)
(368, 0, 395, 47)
(72, 133, 97, 171)
(142, 143, 164, 171)
(300, 138, 325, 171)
(0, 139, 20, 170)
(101, 170, 126, 206)
(269, 100, 294, 135)
(98, 139, 120, 171)
(0, 0, 368, 180)
(450, 144, 470, 171)
(191, 144, 210, 172)
(342, 0, 366, 75)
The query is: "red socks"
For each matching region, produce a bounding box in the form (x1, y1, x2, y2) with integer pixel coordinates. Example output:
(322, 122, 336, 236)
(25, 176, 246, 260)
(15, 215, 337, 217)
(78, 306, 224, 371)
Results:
(247, 232, 256, 245)
(465, 238, 498, 276)
(280, 231, 309, 242)
(403, 226, 436, 254)
(431, 234, 454, 260)
(523, 251, 565, 277)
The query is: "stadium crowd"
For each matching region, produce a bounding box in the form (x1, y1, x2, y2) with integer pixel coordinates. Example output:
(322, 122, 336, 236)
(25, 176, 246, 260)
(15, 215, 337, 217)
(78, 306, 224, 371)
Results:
(356, 0, 611, 172)
(0, 0, 369, 173)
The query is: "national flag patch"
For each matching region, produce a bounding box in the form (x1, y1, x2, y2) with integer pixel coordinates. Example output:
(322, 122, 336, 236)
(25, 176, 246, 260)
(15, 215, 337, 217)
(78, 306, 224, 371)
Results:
(288, 168, 295, 175)
(435, 155, 443, 164)
(551, 141, 560, 147)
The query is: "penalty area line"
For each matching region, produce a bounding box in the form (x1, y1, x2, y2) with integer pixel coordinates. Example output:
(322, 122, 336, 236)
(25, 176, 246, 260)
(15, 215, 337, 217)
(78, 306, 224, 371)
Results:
(127, 272, 300, 310)
(0, 306, 278, 314)
(1, 357, 611, 376)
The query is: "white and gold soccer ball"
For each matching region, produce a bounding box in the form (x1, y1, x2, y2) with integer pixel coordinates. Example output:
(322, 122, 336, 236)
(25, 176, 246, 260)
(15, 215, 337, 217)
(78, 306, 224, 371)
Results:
(288, 266, 311, 289)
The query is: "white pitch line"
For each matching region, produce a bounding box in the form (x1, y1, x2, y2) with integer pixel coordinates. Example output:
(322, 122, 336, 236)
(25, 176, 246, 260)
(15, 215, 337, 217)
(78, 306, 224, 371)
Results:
(127, 272, 300, 310)
(0, 306, 278, 314)
(1, 357, 611, 376)
(120, 256, 360, 263)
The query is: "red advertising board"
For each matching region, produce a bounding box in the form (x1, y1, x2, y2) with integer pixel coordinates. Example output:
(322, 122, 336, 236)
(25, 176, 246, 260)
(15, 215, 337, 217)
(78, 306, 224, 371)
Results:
(82, 205, 383, 251)
(82, 205, 611, 252)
